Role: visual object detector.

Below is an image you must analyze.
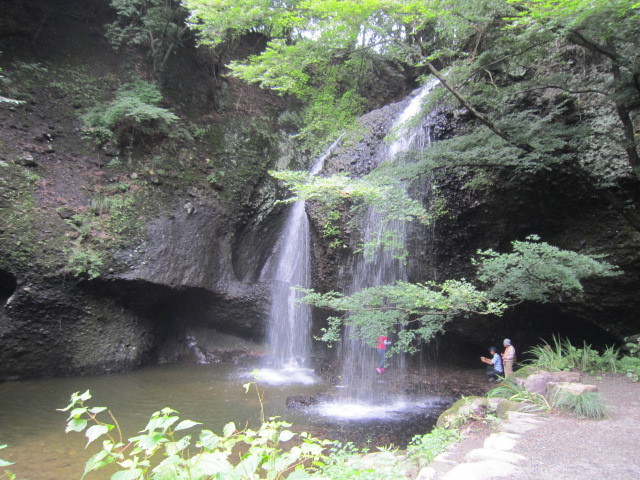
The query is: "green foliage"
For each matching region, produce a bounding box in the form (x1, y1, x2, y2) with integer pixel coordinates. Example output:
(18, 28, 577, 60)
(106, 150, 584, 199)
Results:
(619, 335, 640, 381)
(59, 389, 331, 480)
(184, 0, 439, 150)
(271, 169, 431, 258)
(406, 427, 461, 464)
(527, 335, 620, 374)
(107, 0, 189, 77)
(90, 196, 113, 216)
(181, 0, 640, 224)
(0, 444, 15, 478)
(475, 235, 620, 304)
(302, 237, 617, 355)
(618, 356, 640, 382)
(321, 210, 344, 249)
(67, 247, 104, 280)
(552, 391, 608, 419)
(624, 335, 640, 356)
(315, 442, 403, 480)
(303, 278, 506, 354)
(487, 379, 552, 413)
(82, 80, 178, 145)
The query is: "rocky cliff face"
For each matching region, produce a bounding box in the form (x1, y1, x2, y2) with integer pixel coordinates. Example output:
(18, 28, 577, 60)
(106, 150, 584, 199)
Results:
(0, 0, 298, 380)
(2, 1, 638, 381)
(313, 85, 640, 364)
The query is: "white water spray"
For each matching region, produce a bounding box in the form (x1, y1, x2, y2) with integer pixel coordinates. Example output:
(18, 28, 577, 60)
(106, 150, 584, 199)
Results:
(334, 79, 439, 412)
(258, 141, 339, 384)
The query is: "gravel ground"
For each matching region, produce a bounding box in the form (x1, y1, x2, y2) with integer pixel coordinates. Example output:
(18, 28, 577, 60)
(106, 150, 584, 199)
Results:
(510, 374, 640, 479)
(435, 373, 640, 480)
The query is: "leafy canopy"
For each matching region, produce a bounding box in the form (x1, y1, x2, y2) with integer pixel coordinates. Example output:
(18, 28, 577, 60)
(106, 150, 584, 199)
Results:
(184, 0, 442, 146)
(302, 236, 619, 354)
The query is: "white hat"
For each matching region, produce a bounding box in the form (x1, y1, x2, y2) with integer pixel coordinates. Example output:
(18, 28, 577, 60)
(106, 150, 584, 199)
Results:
(503, 339, 511, 346)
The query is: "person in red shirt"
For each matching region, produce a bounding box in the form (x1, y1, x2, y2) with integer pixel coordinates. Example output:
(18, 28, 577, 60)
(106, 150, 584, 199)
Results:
(376, 335, 391, 373)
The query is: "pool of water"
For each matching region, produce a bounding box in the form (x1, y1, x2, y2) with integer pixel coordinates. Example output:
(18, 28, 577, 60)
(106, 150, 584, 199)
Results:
(0, 362, 487, 479)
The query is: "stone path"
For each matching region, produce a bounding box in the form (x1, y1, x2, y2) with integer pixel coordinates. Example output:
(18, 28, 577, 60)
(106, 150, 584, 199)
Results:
(414, 374, 640, 480)
(416, 411, 543, 480)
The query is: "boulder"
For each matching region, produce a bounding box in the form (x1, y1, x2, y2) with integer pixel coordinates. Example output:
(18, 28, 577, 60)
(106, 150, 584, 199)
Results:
(548, 371, 582, 382)
(547, 382, 598, 399)
(517, 371, 553, 395)
(286, 395, 318, 409)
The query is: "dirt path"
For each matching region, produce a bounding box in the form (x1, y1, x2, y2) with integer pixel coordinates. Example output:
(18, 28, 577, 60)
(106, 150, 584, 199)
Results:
(510, 374, 640, 480)
(427, 373, 640, 480)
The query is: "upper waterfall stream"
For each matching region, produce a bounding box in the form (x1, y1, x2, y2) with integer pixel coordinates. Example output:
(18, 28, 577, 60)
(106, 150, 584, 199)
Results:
(320, 79, 440, 419)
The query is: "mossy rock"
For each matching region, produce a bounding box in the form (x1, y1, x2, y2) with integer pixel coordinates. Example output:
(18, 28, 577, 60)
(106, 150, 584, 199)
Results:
(511, 365, 536, 379)
(493, 399, 524, 418)
(436, 396, 487, 429)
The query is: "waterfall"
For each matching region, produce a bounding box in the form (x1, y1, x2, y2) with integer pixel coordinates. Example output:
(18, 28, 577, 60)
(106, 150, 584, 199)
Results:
(258, 141, 338, 385)
(330, 80, 439, 410)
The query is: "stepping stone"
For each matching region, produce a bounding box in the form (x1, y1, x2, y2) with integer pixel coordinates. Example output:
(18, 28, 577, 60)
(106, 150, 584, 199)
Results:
(506, 411, 543, 422)
(483, 433, 518, 451)
(465, 448, 527, 464)
(416, 466, 438, 480)
(442, 459, 518, 480)
(547, 382, 598, 397)
(499, 420, 541, 434)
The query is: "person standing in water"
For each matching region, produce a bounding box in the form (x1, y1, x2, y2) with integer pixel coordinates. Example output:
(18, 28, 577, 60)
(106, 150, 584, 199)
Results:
(376, 335, 391, 373)
(502, 339, 516, 377)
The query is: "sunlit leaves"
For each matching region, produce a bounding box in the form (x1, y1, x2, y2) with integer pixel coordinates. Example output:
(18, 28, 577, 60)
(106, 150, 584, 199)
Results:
(303, 236, 617, 351)
(0, 445, 14, 468)
(57, 390, 334, 480)
(475, 234, 621, 303)
(271, 169, 430, 222)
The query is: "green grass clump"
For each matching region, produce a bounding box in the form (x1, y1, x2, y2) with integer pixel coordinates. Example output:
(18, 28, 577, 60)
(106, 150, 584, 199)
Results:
(487, 379, 551, 413)
(553, 391, 607, 419)
(527, 335, 620, 374)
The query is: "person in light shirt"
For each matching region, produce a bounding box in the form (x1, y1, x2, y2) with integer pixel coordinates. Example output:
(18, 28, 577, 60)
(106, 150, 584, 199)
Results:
(502, 338, 516, 377)
(481, 346, 504, 382)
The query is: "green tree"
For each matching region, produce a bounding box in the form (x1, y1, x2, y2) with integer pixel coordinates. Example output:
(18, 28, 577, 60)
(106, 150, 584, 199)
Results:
(184, 0, 439, 148)
(302, 236, 619, 355)
(183, 0, 640, 231)
(107, 0, 190, 78)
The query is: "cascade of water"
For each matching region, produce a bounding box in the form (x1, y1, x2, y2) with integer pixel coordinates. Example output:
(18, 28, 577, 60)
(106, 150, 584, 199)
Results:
(335, 80, 439, 406)
(259, 141, 339, 385)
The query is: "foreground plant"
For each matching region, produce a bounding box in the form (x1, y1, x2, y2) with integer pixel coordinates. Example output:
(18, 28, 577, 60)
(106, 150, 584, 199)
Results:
(59, 389, 330, 479)
(0, 445, 15, 479)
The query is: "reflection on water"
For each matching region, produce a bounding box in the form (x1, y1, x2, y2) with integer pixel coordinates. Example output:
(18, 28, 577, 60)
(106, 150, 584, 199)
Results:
(0, 363, 320, 480)
(0, 362, 486, 480)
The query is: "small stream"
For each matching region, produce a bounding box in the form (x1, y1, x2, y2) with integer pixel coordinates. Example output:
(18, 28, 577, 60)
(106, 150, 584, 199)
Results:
(0, 362, 489, 480)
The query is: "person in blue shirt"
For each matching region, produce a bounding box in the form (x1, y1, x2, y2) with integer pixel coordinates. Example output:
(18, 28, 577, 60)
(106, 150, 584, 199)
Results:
(480, 346, 504, 382)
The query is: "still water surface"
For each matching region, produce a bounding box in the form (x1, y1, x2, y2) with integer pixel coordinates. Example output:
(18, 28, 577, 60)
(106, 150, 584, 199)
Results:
(0, 362, 480, 479)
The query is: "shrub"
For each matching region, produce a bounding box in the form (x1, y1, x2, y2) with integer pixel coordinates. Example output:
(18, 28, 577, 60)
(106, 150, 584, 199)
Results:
(406, 427, 461, 465)
(553, 391, 607, 419)
(487, 379, 552, 413)
(67, 247, 104, 280)
(618, 356, 640, 382)
(82, 80, 178, 145)
(59, 389, 334, 480)
(527, 335, 620, 374)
